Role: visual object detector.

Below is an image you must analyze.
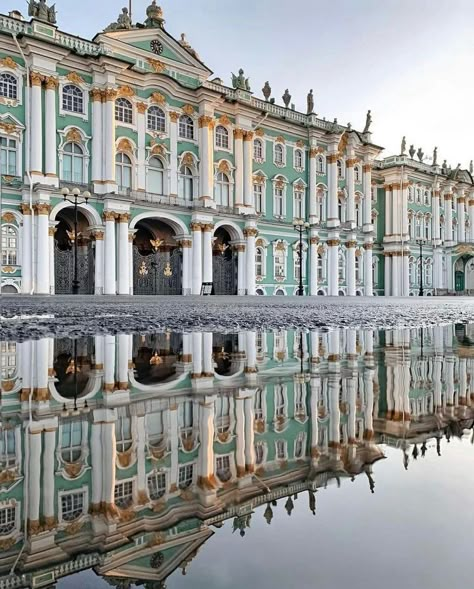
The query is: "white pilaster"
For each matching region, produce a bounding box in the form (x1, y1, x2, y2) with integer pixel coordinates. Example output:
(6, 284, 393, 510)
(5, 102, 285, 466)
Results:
(235, 396, 246, 477)
(346, 238, 356, 296)
(244, 225, 257, 295)
(169, 113, 178, 197)
(93, 230, 105, 295)
(91, 90, 103, 184)
(234, 129, 244, 206)
(44, 78, 57, 180)
(191, 223, 203, 295)
(308, 149, 317, 224)
(35, 203, 50, 295)
(181, 239, 192, 295)
(244, 396, 255, 472)
(363, 162, 373, 231)
(48, 226, 55, 294)
(103, 90, 117, 189)
(364, 243, 373, 296)
(28, 431, 42, 531)
(237, 244, 246, 295)
(202, 223, 213, 284)
(117, 214, 130, 295)
(457, 193, 466, 243)
(309, 233, 319, 296)
(469, 194, 474, 242)
(243, 131, 254, 209)
(103, 212, 116, 295)
(43, 428, 57, 526)
(327, 234, 339, 296)
(30, 73, 43, 177)
(21, 206, 32, 293)
(137, 105, 146, 192)
(198, 114, 214, 208)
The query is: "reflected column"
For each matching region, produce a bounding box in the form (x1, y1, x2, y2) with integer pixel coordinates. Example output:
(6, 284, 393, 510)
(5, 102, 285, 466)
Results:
(197, 397, 217, 495)
(43, 423, 58, 529)
(28, 429, 42, 534)
(235, 394, 246, 478)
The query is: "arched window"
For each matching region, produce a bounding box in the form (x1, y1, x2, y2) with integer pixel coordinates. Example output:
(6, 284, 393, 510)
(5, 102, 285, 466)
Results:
(295, 432, 305, 458)
(115, 152, 132, 189)
(1, 225, 18, 266)
(0, 427, 16, 469)
(424, 190, 430, 205)
(62, 84, 83, 114)
(215, 172, 230, 206)
(409, 256, 415, 285)
(62, 142, 84, 183)
(147, 106, 166, 132)
(317, 188, 326, 222)
(215, 395, 230, 435)
(274, 143, 284, 165)
(61, 421, 82, 463)
(317, 156, 325, 173)
(276, 439, 286, 460)
(255, 246, 265, 277)
(337, 159, 343, 179)
(179, 115, 194, 140)
(354, 166, 361, 182)
(216, 455, 232, 482)
(148, 472, 167, 499)
(253, 139, 264, 161)
(147, 157, 164, 195)
(293, 188, 304, 219)
(294, 149, 303, 169)
(408, 186, 414, 202)
(416, 188, 422, 204)
(215, 125, 229, 149)
(0, 73, 17, 100)
(355, 199, 362, 226)
(0, 137, 17, 175)
(179, 165, 194, 200)
(425, 259, 433, 286)
(424, 215, 431, 240)
(408, 211, 415, 239)
(416, 214, 423, 239)
(372, 257, 378, 286)
(115, 97, 133, 124)
(338, 196, 345, 222)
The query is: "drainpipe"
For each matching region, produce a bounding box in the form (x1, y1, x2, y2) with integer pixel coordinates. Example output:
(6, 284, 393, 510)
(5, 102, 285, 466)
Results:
(12, 33, 35, 295)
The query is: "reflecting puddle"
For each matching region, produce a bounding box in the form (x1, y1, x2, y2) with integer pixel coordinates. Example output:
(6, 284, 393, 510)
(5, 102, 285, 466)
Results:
(1, 324, 474, 589)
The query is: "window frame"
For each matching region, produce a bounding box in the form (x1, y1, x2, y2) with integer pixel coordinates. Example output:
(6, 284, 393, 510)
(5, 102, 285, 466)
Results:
(1, 224, 19, 266)
(147, 155, 166, 195)
(253, 138, 264, 163)
(274, 143, 285, 166)
(178, 164, 195, 201)
(61, 141, 85, 184)
(147, 105, 166, 133)
(0, 72, 18, 100)
(60, 491, 86, 523)
(115, 152, 133, 191)
(294, 148, 304, 171)
(0, 135, 18, 176)
(178, 114, 195, 141)
(62, 84, 84, 115)
(215, 171, 231, 207)
(115, 97, 134, 125)
(215, 125, 230, 150)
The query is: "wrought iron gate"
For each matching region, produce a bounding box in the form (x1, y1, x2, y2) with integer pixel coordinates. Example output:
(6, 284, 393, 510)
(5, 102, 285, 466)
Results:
(213, 252, 237, 295)
(55, 245, 94, 294)
(133, 247, 182, 295)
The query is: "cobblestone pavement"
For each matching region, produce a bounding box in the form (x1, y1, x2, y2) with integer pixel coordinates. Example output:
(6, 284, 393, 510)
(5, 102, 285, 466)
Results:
(2, 295, 474, 341)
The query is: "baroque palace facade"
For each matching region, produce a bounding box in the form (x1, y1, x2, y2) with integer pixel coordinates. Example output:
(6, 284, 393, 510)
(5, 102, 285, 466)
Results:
(0, 324, 473, 586)
(1, 2, 474, 296)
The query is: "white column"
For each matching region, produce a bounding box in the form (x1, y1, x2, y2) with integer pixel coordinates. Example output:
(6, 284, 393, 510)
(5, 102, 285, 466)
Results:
(192, 332, 203, 377)
(35, 203, 50, 295)
(104, 335, 116, 392)
(102, 417, 117, 510)
(346, 239, 356, 296)
(169, 112, 179, 197)
(91, 89, 103, 183)
(243, 131, 254, 208)
(432, 188, 441, 242)
(93, 230, 105, 295)
(48, 226, 55, 294)
(444, 193, 453, 243)
(244, 396, 255, 473)
(309, 149, 317, 224)
(363, 163, 372, 229)
(117, 214, 130, 295)
(391, 254, 400, 296)
(136, 415, 147, 499)
(28, 431, 42, 532)
(457, 195, 466, 242)
(346, 158, 355, 225)
(433, 247, 443, 290)
(43, 428, 57, 527)
(364, 243, 373, 296)
(181, 239, 192, 295)
(198, 116, 214, 206)
(245, 226, 257, 295)
(36, 338, 49, 395)
(103, 90, 117, 185)
(309, 234, 319, 296)
(21, 206, 32, 293)
(44, 77, 57, 178)
(103, 212, 116, 295)
(203, 332, 213, 376)
(235, 396, 246, 477)
(384, 253, 392, 296)
(237, 244, 246, 295)
(117, 334, 129, 389)
(469, 195, 474, 242)
(234, 129, 244, 206)
(137, 104, 147, 191)
(191, 223, 203, 295)
(327, 153, 339, 225)
(198, 398, 216, 489)
(327, 237, 339, 296)
(202, 224, 213, 284)
(402, 252, 409, 296)
(169, 406, 179, 492)
(245, 331, 257, 372)
(129, 231, 134, 295)
(90, 422, 103, 510)
(30, 73, 43, 176)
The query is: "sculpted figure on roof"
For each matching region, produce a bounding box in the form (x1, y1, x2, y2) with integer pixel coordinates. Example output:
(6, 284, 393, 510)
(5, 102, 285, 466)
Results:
(145, 1, 165, 28)
(105, 7, 133, 31)
(28, 0, 56, 24)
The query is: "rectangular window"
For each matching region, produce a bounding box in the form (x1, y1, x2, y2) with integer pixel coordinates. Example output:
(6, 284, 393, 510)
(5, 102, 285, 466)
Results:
(274, 188, 284, 216)
(274, 252, 285, 278)
(147, 472, 167, 500)
(0, 137, 17, 176)
(114, 481, 133, 509)
(216, 455, 231, 482)
(1, 226, 18, 266)
(0, 506, 16, 535)
(0, 429, 15, 469)
(294, 191, 304, 219)
(61, 492, 85, 522)
(178, 464, 194, 489)
(254, 184, 264, 213)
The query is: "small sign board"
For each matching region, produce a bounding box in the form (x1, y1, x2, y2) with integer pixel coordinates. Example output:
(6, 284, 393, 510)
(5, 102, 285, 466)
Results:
(201, 282, 213, 296)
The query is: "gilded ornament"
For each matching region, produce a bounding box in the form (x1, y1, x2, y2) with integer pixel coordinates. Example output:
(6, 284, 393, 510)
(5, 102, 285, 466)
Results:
(309, 148, 318, 158)
(0, 56, 17, 69)
(295, 182, 305, 192)
(147, 58, 166, 73)
(117, 138, 133, 152)
(327, 239, 340, 246)
(64, 462, 82, 478)
(151, 143, 165, 156)
(104, 88, 118, 101)
(346, 240, 357, 248)
(243, 227, 258, 237)
(65, 521, 84, 536)
(117, 85, 135, 98)
(243, 130, 254, 141)
(310, 237, 319, 245)
(275, 178, 285, 190)
(276, 135, 285, 144)
(89, 88, 102, 102)
(217, 160, 231, 174)
(169, 111, 180, 122)
(275, 240, 286, 251)
(327, 154, 338, 164)
(181, 152, 194, 166)
(91, 230, 104, 240)
(2, 266, 15, 274)
(118, 213, 130, 223)
(34, 203, 51, 215)
(363, 163, 372, 172)
(30, 71, 43, 86)
(363, 243, 373, 250)
(337, 131, 348, 154)
(0, 121, 17, 135)
(198, 115, 214, 128)
(67, 72, 85, 85)
(48, 227, 57, 237)
(253, 174, 265, 185)
(45, 76, 58, 90)
(296, 140, 305, 148)
(182, 104, 195, 116)
(136, 101, 148, 114)
(0, 538, 16, 551)
(255, 128, 265, 137)
(255, 238, 265, 247)
(217, 114, 231, 126)
(190, 221, 202, 231)
(179, 239, 192, 248)
(65, 127, 82, 143)
(202, 223, 214, 232)
(234, 128, 245, 140)
(1, 212, 15, 223)
(1, 380, 14, 391)
(103, 211, 117, 222)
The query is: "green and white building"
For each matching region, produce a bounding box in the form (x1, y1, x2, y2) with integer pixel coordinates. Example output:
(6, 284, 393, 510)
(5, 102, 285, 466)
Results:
(1, 1, 474, 296)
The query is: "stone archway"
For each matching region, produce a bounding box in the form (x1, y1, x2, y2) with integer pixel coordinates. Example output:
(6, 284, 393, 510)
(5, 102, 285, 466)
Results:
(54, 208, 95, 294)
(212, 226, 237, 295)
(53, 337, 94, 401)
(133, 219, 183, 295)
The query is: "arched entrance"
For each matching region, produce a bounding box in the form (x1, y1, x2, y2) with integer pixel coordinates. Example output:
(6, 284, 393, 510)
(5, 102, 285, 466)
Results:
(54, 337, 93, 401)
(212, 227, 237, 295)
(455, 257, 474, 292)
(54, 208, 95, 294)
(133, 219, 182, 295)
(132, 333, 183, 384)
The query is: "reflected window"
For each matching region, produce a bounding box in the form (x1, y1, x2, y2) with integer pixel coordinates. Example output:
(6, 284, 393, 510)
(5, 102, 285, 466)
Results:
(148, 472, 167, 499)
(179, 464, 194, 489)
(275, 385, 286, 419)
(1, 342, 16, 379)
(116, 417, 132, 453)
(0, 429, 15, 469)
(255, 442, 264, 465)
(61, 421, 82, 463)
(61, 492, 84, 522)
(254, 388, 264, 420)
(215, 395, 231, 435)
(295, 432, 305, 459)
(0, 507, 15, 536)
(216, 455, 232, 482)
(276, 439, 286, 460)
(114, 481, 133, 509)
(146, 410, 164, 448)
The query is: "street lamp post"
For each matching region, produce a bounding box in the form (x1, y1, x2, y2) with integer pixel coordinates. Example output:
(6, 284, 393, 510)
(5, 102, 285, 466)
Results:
(416, 238, 425, 296)
(293, 219, 310, 296)
(61, 187, 91, 295)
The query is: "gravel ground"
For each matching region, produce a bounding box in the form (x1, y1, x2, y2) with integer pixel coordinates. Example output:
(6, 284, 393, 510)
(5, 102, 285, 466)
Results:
(2, 295, 474, 341)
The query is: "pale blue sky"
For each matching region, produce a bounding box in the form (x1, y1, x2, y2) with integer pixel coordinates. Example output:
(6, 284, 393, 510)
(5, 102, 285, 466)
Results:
(6, 0, 474, 166)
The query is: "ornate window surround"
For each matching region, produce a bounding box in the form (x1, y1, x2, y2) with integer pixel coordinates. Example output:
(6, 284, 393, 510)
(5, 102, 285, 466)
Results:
(58, 126, 91, 185)
(58, 74, 89, 121)
(0, 60, 24, 108)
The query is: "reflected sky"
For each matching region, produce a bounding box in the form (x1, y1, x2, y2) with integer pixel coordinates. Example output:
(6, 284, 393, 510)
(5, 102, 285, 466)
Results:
(1, 324, 474, 589)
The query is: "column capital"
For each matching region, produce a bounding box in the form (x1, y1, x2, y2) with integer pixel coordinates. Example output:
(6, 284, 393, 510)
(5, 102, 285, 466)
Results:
(202, 223, 215, 232)
(136, 102, 147, 114)
(48, 226, 57, 237)
(362, 163, 373, 172)
(34, 203, 51, 215)
(103, 211, 118, 222)
(198, 115, 214, 128)
(104, 88, 118, 101)
(190, 221, 202, 231)
(233, 244, 246, 252)
(363, 243, 374, 250)
(90, 88, 103, 102)
(117, 213, 131, 223)
(45, 76, 58, 90)
(169, 111, 180, 123)
(346, 240, 357, 248)
(243, 130, 254, 141)
(234, 128, 245, 140)
(178, 239, 192, 248)
(243, 227, 258, 238)
(20, 203, 32, 215)
(327, 239, 340, 247)
(346, 158, 358, 168)
(91, 230, 104, 241)
(327, 154, 338, 164)
(30, 71, 44, 86)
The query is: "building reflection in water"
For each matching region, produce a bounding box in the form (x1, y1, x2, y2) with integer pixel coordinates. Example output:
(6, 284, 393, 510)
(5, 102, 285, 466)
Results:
(1, 325, 474, 587)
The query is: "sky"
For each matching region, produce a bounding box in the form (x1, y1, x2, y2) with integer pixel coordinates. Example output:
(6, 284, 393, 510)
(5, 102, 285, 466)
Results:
(6, 0, 474, 167)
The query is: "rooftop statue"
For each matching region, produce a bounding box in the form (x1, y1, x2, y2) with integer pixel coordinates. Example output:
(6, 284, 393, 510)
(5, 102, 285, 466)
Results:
(400, 136, 406, 155)
(144, 1, 165, 28)
(179, 34, 200, 61)
(232, 69, 250, 92)
(417, 147, 424, 162)
(28, 0, 56, 24)
(307, 89, 314, 114)
(432, 146, 438, 166)
(470, 160, 473, 175)
(282, 88, 291, 108)
(105, 7, 133, 32)
(262, 81, 271, 101)
(409, 144, 416, 159)
(363, 109, 372, 133)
